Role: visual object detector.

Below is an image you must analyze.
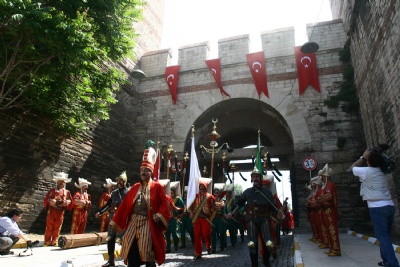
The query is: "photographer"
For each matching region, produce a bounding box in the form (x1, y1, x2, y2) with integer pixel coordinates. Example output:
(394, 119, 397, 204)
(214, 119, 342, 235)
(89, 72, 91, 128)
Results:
(349, 146, 399, 267)
(0, 208, 31, 255)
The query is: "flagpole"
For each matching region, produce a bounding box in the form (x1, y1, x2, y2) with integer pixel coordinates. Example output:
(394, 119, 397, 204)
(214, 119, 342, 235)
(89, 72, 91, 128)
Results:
(166, 144, 174, 180)
(222, 152, 227, 183)
(209, 118, 220, 179)
(230, 163, 236, 192)
(181, 151, 189, 196)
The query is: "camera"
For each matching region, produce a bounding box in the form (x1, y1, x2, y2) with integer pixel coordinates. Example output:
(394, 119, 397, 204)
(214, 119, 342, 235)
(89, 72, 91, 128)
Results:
(27, 240, 39, 248)
(370, 144, 396, 174)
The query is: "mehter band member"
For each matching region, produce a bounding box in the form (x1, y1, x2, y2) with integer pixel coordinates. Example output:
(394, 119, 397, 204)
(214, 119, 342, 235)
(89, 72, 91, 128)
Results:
(96, 172, 129, 267)
(110, 141, 170, 267)
(227, 167, 280, 267)
(43, 172, 72, 246)
(71, 178, 92, 234)
(316, 164, 341, 256)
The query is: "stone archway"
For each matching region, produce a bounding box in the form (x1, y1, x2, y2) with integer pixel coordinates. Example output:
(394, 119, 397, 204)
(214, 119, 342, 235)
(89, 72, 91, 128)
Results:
(182, 98, 295, 182)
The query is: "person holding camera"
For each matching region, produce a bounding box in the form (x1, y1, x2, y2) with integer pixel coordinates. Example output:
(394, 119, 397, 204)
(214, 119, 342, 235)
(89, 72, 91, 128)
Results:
(0, 208, 31, 255)
(350, 147, 399, 267)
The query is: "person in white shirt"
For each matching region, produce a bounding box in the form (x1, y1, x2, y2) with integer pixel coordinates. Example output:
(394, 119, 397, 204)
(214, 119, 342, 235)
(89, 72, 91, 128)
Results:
(349, 147, 399, 267)
(0, 208, 31, 255)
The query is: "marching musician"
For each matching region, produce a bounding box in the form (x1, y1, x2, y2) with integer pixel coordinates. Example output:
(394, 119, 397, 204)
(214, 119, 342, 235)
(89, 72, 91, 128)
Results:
(189, 179, 215, 260)
(96, 172, 129, 267)
(210, 183, 227, 253)
(43, 172, 72, 246)
(227, 167, 281, 267)
(178, 186, 195, 248)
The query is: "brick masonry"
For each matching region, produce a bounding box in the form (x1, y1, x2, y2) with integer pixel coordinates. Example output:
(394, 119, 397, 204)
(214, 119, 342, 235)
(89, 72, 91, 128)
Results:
(330, 0, 400, 236)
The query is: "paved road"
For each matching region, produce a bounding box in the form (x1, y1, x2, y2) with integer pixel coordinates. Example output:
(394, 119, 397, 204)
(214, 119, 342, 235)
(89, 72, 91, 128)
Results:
(90, 234, 294, 267)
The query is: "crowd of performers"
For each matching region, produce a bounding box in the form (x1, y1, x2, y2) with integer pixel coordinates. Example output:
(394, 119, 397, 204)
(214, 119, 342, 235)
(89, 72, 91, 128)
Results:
(42, 141, 296, 267)
(305, 164, 341, 257)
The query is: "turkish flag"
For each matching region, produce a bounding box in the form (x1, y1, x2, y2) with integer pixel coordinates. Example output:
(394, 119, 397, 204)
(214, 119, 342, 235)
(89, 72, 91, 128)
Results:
(165, 65, 181, 104)
(246, 51, 269, 98)
(294, 46, 320, 95)
(205, 59, 230, 97)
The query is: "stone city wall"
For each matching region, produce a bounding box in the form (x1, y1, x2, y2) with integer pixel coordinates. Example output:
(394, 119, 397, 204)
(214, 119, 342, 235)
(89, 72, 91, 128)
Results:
(330, 0, 400, 236)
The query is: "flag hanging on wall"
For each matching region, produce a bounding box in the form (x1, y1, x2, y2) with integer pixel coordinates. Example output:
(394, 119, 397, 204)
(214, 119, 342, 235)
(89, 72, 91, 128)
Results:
(205, 59, 230, 97)
(187, 135, 200, 209)
(246, 51, 269, 98)
(165, 65, 181, 104)
(294, 46, 321, 95)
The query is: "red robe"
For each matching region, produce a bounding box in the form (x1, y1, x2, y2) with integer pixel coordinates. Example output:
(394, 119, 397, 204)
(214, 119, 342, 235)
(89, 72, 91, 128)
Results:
(98, 191, 111, 232)
(318, 181, 340, 253)
(43, 188, 72, 245)
(110, 180, 170, 265)
(71, 191, 92, 234)
(190, 192, 215, 256)
(314, 186, 328, 246)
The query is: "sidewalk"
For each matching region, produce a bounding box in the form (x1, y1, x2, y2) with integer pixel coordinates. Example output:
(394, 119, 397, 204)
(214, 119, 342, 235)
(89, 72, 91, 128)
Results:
(294, 230, 400, 267)
(1, 241, 112, 267)
(2, 234, 293, 267)
(3, 230, 400, 266)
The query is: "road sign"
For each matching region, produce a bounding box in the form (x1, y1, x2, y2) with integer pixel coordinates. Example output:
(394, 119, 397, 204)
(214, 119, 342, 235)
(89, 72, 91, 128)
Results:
(170, 161, 182, 173)
(302, 157, 317, 171)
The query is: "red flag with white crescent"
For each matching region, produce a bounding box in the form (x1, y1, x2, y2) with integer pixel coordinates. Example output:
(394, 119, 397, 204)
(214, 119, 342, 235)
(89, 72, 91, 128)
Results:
(165, 65, 181, 104)
(153, 148, 161, 182)
(246, 51, 269, 98)
(205, 59, 230, 97)
(294, 46, 321, 95)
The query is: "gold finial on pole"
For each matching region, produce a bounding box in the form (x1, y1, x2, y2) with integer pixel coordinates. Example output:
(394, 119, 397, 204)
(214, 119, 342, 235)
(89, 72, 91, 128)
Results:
(166, 144, 174, 179)
(200, 119, 233, 181)
(182, 151, 189, 196)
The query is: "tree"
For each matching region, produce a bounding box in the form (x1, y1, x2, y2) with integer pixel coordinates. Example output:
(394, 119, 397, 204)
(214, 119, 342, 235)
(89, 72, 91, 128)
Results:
(0, 0, 143, 135)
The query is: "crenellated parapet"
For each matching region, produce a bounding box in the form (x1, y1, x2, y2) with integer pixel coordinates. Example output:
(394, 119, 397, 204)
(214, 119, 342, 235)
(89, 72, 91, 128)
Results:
(140, 19, 346, 78)
(261, 27, 295, 58)
(305, 19, 347, 52)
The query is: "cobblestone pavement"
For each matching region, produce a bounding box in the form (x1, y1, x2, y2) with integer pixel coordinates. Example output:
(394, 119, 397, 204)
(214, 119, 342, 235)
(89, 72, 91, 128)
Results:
(100, 234, 294, 267)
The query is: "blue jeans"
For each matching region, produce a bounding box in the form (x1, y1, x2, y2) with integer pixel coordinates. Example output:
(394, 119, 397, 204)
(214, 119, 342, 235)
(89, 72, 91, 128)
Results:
(369, 205, 400, 267)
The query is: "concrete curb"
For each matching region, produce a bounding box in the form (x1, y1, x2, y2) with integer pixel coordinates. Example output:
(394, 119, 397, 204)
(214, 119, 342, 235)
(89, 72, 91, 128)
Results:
(347, 229, 400, 254)
(293, 235, 304, 267)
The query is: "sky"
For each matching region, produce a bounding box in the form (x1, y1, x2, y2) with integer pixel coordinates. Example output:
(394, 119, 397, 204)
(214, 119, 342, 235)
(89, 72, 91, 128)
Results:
(161, 0, 333, 60)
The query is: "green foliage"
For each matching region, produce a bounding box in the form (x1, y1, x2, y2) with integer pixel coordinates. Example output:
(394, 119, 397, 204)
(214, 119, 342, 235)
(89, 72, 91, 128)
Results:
(336, 137, 347, 149)
(339, 39, 351, 63)
(324, 39, 359, 113)
(318, 112, 328, 117)
(0, 0, 144, 135)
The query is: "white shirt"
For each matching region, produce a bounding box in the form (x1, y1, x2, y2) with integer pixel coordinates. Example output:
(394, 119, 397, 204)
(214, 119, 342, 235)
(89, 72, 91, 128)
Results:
(0, 216, 23, 236)
(352, 167, 394, 208)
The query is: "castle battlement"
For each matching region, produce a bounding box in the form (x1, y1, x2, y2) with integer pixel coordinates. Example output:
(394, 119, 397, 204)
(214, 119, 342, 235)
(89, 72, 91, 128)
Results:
(140, 19, 345, 77)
